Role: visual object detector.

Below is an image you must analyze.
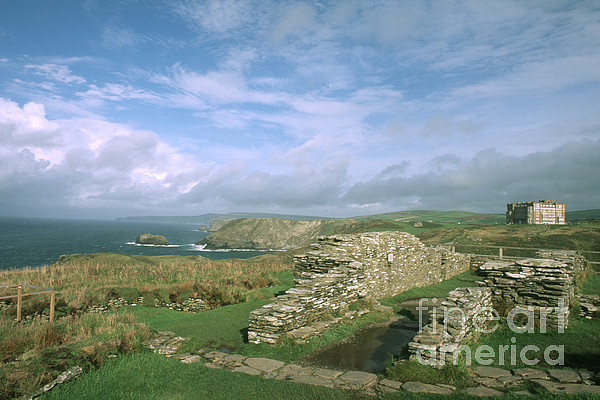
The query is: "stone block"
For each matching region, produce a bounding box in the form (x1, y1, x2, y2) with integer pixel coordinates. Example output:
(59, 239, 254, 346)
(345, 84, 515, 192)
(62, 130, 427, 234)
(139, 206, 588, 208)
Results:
(402, 381, 454, 394)
(244, 357, 285, 373)
(474, 366, 513, 378)
(548, 369, 581, 383)
(461, 386, 504, 397)
(338, 370, 378, 389)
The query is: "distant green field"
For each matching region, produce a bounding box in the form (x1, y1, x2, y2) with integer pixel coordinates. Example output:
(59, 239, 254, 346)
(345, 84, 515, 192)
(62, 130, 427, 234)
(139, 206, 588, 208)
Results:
(567, 209, 600, 222)
(353, 210, 506, 225)
(354, 208, 600, 225)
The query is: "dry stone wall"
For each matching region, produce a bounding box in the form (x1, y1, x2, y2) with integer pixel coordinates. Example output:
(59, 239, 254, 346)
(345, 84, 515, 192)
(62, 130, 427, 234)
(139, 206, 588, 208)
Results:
(408, 287, 493, 366)
(407, 250, 588, 366)
(477, 250, 587, 330)
(248, 232, 470, 344)
(577, 294, 600, 319)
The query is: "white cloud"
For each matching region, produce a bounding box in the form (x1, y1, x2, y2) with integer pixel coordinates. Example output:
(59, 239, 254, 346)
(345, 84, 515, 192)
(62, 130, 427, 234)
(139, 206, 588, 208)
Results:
(101, 25, 144, 49)
(452, 54, 600, 99)
(421, 115, 484, 138)
(24, 64, 86, 84)
(0, 98, 349, 215)
(271, 3, 317, 43)
(77, 83, 161, 102)
(173, 0, 256, 34)
(0, 98, 208, 211)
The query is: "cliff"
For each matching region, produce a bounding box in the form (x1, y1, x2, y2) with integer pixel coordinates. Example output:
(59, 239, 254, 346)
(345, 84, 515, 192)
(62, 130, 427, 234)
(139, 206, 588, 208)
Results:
(196, 217, 368, 250)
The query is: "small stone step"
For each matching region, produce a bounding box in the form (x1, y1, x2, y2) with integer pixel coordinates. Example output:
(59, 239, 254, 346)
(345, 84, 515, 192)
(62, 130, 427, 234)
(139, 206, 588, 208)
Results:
(461, 386, 504, 397)
(548, 368, 581, 383)
(474, 366, 512, 378)
(402, 381, 454, 395)
(244, 357, 285, 373)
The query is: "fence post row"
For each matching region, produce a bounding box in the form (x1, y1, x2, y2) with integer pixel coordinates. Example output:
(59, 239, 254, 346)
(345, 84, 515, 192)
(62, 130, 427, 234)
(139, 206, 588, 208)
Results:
(452, 244, 600, 269)
(0, 284, 56, 323)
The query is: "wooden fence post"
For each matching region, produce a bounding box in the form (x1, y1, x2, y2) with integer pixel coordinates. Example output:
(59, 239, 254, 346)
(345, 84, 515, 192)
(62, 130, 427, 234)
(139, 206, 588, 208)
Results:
(499, 247, 503, 259)
(16, 285, 22, 322)
(50, 291, 55, 323)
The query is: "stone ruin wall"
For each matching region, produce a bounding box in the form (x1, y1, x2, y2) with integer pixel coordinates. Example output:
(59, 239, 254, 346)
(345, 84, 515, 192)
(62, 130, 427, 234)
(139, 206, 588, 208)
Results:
(248, 232, 470, 344)
(407, 250, 587, 366)
(408, 287, 494, 366)
(249, 231, 589, 349)
(477, 250, 587, 329)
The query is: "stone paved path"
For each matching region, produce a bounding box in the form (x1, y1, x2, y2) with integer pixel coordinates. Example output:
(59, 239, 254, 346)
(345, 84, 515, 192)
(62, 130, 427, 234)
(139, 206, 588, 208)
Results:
(146, 332, 600, 397)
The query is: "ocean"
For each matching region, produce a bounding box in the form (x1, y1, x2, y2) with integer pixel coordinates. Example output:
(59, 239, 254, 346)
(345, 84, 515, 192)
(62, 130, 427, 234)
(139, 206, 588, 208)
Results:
(0, 217, 271, 270)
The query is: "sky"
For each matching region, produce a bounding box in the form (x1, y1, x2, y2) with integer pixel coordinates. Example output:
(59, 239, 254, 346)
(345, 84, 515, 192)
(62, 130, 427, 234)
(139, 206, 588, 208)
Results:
(1, 0, 599, 219)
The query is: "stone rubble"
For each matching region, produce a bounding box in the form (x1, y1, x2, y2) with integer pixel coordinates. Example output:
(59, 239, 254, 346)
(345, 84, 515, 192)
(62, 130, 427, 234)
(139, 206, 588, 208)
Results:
(86, 296, 208, 314)
(577, 294, 600, 319)
(18, 366, 83, 400)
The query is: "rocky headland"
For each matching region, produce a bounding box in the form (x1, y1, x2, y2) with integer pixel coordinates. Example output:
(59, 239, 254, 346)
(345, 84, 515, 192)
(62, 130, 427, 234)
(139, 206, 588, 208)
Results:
(196, 217, 371, 250)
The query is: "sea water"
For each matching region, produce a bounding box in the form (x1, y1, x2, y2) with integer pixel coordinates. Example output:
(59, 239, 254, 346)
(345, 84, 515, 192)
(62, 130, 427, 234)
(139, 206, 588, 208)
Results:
(0, 217, 271, 270)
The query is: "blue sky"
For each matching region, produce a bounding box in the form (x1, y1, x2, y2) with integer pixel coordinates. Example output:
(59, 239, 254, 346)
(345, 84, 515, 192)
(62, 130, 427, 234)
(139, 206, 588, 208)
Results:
(1, 0, 599, 218)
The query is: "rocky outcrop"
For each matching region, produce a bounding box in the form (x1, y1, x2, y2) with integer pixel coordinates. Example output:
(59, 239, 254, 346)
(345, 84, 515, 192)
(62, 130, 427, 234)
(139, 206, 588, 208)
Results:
(197, 217, 362, 250)
(135, 233, 169, 246)
(205, 218, 234, 232)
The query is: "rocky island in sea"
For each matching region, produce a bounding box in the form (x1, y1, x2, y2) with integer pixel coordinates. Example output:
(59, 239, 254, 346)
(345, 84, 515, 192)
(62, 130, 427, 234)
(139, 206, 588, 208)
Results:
(135, 233, 169, 246)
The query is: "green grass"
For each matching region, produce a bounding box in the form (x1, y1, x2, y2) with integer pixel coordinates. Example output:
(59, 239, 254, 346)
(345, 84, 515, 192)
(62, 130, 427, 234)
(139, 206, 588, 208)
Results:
(0, 254, 295, 399)
(464, 316, 600, 370)
(353, 210, 506, 225)
(383, 359, 473, 389)
(130, 277, 293, 351)
(239, 305, 393, 362)
(28, 267, 600, 399)
(40, 351, 364, 400)
(131, 296, 394, 363)
(132, 300, 272, 351)
(580, 273, 600, 295)
(41, 351, 594, 400)
(0, 310, 151, 399)
(378, 270, 481, 314)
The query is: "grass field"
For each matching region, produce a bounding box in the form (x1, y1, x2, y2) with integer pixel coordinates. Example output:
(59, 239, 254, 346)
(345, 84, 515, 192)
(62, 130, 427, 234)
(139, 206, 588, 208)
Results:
(37, 265, 600, 399)
(0, 253, 295, 399)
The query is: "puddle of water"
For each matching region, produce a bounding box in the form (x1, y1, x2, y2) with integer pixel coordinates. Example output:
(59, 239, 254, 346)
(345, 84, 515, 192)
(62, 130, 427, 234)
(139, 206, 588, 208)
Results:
(301, 299, 444, 373)
(302, 317, 419, 373)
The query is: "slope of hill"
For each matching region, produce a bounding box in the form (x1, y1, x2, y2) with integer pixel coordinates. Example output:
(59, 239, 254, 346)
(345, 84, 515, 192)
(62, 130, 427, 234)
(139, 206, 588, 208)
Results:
(117, 212, 328, 226)
(567, 209, 600, 222)
(196, 218, 401, 250)
(353, 210, 506, 224)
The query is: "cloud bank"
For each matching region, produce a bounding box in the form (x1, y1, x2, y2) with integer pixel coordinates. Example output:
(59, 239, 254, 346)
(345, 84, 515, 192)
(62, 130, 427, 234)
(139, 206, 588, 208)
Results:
(1, 98, 598, 217)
